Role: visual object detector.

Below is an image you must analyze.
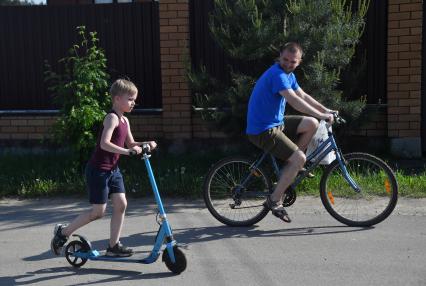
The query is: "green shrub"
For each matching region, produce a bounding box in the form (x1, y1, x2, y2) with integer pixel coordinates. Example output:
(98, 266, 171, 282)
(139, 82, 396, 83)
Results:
(45, 26, 111, 165)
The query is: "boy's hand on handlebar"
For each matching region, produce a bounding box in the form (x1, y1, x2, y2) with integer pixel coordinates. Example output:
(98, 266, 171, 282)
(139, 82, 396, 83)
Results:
(129, 146, 142, 155)
(147, 141, 157, 151)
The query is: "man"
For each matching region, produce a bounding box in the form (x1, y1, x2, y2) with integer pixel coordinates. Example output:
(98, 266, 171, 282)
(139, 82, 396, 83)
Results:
(246, 42, 335, 222)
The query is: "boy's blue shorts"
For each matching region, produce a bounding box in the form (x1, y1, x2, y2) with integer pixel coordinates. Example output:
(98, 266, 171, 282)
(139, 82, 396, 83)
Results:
(85, 164, 126, 204)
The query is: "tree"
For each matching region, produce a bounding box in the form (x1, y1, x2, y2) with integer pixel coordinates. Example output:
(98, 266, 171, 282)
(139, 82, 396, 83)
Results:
(189, 0, 369, 137)
(0, 0, 35, 5)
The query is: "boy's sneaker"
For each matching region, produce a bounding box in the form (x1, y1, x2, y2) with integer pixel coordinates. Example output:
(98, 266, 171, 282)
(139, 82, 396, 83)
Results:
(106, 242, 134, 257)
(50, 224, 68, 256)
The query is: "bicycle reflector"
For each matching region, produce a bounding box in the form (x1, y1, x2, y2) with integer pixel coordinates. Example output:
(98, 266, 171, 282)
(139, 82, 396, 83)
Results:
(385, 179, 391, 194)
(250, 169, 261, 177)
(328, 191, 335, 205)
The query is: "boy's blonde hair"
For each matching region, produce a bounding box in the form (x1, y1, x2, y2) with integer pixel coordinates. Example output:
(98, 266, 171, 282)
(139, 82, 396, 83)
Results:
(110, 79, 138, 98)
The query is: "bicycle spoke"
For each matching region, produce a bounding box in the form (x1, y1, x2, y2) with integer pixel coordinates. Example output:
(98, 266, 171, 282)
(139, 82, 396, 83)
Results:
(321, 153, 398, 226)
(204, 157, 271, 226)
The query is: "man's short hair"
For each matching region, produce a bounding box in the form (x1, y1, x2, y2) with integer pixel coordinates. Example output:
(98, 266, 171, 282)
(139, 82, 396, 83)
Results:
(280, 42, 303, 58)
(110, 79, 138, 98)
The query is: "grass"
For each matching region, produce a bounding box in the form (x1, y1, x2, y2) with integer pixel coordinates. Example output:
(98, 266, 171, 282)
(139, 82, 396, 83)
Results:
(0, 151, 425, 199)
(0, 150, 227, 199)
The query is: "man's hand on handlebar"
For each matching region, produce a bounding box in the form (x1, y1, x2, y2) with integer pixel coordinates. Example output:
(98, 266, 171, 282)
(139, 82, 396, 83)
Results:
(322, 112, 335, 124)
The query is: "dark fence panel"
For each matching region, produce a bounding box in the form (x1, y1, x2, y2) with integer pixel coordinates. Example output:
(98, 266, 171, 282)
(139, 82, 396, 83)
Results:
(422, 0, 426, 155)
(363, 0, 388, 104)
(189, 0, 387, 104)
(0, 2, 161, 110)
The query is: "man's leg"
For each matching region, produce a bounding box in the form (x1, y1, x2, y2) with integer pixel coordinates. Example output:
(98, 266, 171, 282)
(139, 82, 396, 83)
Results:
(288, 116, 319, 152)
(269, 116, 317, 203)
(270, 149, 306, 203)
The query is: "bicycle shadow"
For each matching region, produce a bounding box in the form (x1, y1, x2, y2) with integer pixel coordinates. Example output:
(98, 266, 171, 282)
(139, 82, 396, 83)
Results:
(1, 266, 175, 285)
(131, 223, 374, 247)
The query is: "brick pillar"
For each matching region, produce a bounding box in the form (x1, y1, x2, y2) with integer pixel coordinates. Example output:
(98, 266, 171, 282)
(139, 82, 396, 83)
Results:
(387, 0, 423, 157)
(159, 0, 192, 139)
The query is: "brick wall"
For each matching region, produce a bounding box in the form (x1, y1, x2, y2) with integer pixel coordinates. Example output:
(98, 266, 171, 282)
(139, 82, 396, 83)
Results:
(387, 0, 423, 157)
(0, 116, 56, 141)
(159, 0, 192, 139)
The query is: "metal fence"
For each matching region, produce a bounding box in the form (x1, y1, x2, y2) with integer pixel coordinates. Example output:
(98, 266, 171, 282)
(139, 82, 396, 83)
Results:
(0, 2, 161, 111)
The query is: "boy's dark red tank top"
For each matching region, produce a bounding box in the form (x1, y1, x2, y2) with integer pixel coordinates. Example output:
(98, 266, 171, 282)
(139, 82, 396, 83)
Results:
(88, 111, 128, 171)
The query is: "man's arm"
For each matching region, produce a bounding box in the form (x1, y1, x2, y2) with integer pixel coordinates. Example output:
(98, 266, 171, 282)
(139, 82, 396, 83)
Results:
(279, 89, 333, 122)
(295, 88, 333, 113)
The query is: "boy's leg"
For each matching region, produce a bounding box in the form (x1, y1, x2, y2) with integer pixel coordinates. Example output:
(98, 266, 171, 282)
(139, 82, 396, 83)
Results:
(109, 192, 127, 248)
(50, 204, 106, 256)
(61, 204, 107, 237)
(51, 164, 109, 256)
(105, 168, 133, 257)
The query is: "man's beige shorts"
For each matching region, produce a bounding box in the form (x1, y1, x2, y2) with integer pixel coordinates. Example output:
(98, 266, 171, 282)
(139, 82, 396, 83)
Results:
(248, 115, 303, 161)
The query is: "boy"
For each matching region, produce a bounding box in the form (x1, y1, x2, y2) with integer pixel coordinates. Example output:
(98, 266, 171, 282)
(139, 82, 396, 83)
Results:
(51, 79, 157, 257)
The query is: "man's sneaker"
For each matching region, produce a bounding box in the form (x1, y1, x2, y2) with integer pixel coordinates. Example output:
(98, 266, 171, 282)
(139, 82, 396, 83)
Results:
(106, 242, 134, 257)
(50, 224, 68, 256)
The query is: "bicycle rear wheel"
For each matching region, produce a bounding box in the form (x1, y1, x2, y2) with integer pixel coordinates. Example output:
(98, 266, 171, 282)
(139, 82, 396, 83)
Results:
(203, 156, 271, 226)
(320, 153, 398, 227)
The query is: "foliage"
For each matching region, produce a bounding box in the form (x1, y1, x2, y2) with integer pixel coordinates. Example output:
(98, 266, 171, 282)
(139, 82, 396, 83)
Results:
(0, 0, 35, 5)
(45, 26, 111, 165)
(189, 0, 369, 136)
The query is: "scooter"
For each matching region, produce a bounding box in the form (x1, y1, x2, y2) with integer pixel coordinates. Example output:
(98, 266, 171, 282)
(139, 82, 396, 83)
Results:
(62, 147, 187, 274)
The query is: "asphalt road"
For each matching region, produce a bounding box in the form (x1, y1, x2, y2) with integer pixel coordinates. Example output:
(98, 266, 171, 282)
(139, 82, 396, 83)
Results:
(0, 197, 425, 286)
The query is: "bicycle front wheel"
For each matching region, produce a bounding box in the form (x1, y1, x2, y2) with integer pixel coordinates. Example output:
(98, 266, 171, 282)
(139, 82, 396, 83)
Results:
(203, 156, 271, 226)
(320, 153, 398, 227)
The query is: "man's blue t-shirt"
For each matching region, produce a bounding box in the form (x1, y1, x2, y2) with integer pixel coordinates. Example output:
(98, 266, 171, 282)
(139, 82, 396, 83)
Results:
(246, 63, 300, 135)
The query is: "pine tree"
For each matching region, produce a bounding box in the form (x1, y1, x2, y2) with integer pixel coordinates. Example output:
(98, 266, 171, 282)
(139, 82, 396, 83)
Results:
(189, 0, 369, 136)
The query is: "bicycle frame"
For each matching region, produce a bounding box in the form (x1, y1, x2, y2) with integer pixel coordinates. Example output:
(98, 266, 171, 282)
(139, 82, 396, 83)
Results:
(244, 128, 361, 195)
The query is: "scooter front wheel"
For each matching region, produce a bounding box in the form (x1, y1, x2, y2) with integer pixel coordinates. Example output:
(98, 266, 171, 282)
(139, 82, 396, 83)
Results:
(162, 246, 186, 274)
(65, 240, 89, 268)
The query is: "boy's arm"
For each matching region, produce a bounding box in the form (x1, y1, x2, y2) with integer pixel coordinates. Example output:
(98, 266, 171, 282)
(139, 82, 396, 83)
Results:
(124, 117, 157, 150)
(100, 114, 137, 155)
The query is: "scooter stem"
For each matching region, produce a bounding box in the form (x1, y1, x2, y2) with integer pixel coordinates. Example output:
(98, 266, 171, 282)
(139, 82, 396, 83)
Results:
(143, 156, 167, 216)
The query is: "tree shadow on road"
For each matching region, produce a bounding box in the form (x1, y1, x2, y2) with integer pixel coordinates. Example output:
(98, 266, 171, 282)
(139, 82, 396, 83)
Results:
(0, 266, 175, 285)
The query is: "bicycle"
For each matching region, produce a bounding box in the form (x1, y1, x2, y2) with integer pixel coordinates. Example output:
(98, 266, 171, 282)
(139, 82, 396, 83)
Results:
(203, 114, 398, 227)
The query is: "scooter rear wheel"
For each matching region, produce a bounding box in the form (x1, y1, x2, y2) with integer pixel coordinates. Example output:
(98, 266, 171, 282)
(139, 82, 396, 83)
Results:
(162, 246, 186, 274)
(65, 240, 89, 268)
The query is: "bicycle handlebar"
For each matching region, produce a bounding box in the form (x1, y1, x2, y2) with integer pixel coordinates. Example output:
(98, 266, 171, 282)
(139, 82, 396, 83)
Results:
(129, 144, 153, 157)
(330, 112, 346, 125)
